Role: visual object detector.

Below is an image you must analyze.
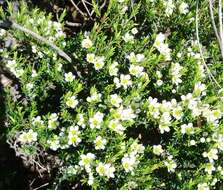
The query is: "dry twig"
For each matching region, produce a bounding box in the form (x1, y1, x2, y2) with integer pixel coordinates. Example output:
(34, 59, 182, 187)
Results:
(196, 1, 221, 89)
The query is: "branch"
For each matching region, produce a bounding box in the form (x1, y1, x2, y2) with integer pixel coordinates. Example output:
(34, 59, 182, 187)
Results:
(209, 0, 221, 43)
(196, 1, 221, 89)
(11, 21, 72, 63)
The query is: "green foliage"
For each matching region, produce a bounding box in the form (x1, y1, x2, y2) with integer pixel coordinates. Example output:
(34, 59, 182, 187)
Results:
(1, 0, 223, 189)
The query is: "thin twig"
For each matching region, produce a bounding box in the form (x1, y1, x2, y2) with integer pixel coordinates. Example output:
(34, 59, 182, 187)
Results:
(219, 0, 223, 41)
(209, 0, 221, 43)
(33, 183, 49, 190)
(196, 1, 221, 88)
(218, 0, 223, 57)
(65, 21, 82, 27)
(70, 0, 86, 18)
(82, 0, 93, 19)
(11, 21, 72, 63)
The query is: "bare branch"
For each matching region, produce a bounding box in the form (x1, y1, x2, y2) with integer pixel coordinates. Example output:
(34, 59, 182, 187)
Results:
(11, 21, 72, 63)
(82, 0, 93, 19)
(196, 1, 221, 89)
(70, 0, 86, 18)
(209, 0, 221, 42)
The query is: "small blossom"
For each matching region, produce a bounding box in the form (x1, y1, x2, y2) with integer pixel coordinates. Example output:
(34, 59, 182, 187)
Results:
(131, 27, 138, 35)
(86, 53, 95, 63)
(153, 145, 164, 155)
(122, 32, 134, 43)
(89, 112, 104, 129)
(96, 162, 115, 178)
(108, 119, 125, 134)
(181, 123, 194, 135)
(68, 126, 81, 146)
(87, 91, 102, 103)
(120, 74, 132, 89)
(18, 129, 38, 143)
(79, 153, 95, 169)
(32, 116, 44, 126)
(110, 94, 122, 107)
(179, 2, 189, 14)
(65, 72, 75, 82)
(205, 163, 215, 175)
(81, 37, 93, 49)
(203, 148, 218, 163)
(47, 135, 60, 151)
(122, 155, 137, 172)
(129, 64, 144, 77)
(127, 52, 145, 63)
(48, 113, 59, 129)
(93, 56, 105, 70)
(156, 79, 163, 86)
(66, 96, 78, 109)
(109, 61, 119, 76)
(197, 183, 209, 190)
(94, 136, 107, 150)
(164, 157, 177, 173)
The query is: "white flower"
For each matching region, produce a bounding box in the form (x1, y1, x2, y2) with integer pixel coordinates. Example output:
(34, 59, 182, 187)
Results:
(68, 126, 81, 146)
(127, 52, 145, 63)
(110, 94, 122, 107)
(47, 135, 60, 151)
(31, 70, 38, 77)
(170, 63, 183, 85)
(93, 56, 105, 70)
(120, 107, 136, 121)
(18, 129, 38, 143)
(108, 119, 125, 134)
(194, 82, 206, 96)
(205, 163, 215, 175)
(86, 53, 95, 63)
(203, 148, 218, 163)
(87, 91, 102, 103)
(79, 153, 95, 169)
(66, 96, 78, 109)
(96, 162, 115, 178)
(81, 37, 93, 48)
(48, 113, 59, 129)
(197, 183, 209, 190)
(122, 155, 137, 172)
(109, 61, 119, 76)
(87, 173, 94, 185)
(77, 113, 86, 128)
(164, 157, 177, 172)
(153, 145, 164, 155)
(190, 140, 196, 146)
(206, 109, 222, 123)
(65, 72, 75, 82)
(94, 136, 107, 150)
(159, 124, 170, 134)
(154, 33, 166, 49)
(114, 77, 121, 88)
(181, 123, 194, 135)
(131, 27, 138, 35)
(172, 106, 183, 120)
(120, 74, 132, 89)
(129, 65, 144, 77)
(26, 83, 34, 91)
(156, 79, 163, 86)
(89, 112, 104, 129)
(122, 32, 134, 43)
(179, 2, 189, 14)
(32, 116, 44, 126)
(130, 142, 145, 155)
(163, 0, 175, 16)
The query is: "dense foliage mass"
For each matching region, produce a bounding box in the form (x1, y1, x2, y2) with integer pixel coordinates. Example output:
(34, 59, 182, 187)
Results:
(1, 0, 223, 189)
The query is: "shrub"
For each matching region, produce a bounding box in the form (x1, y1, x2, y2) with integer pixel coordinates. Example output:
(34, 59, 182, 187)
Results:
(1, 0, 223, 189)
